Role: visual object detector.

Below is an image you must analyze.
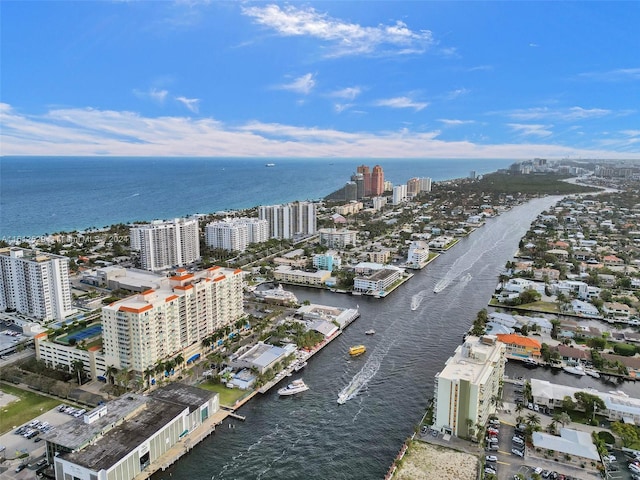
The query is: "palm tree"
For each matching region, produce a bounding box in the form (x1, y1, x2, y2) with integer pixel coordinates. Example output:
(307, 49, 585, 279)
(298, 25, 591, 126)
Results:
(526, 413, 541, 431)
(553, 411, 572, 428)
(144, 367, 154, 390)
(515, 402, 525, 414)
(71, 359, 85, 386)
(105, 365, 118, 385)
(465, 418, 475, 439)
(174, 353, 185, 371)
(154, 361, 165, 376)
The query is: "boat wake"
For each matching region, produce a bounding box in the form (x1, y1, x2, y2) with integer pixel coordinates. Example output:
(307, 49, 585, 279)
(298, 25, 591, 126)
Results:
(337, 335, 397, 405)
(410, 291, 428, 310)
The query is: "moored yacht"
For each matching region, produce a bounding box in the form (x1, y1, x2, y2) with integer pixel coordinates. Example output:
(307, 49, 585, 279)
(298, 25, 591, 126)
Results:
(563, 364, 586, 376)
(278, 379, 309, 396)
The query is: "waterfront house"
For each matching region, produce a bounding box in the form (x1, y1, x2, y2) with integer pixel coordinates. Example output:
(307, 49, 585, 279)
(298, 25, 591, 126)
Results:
(496, 333, 541, 360)
(571, 299, 601, 318)
(551, 345, 591, 364)
(603, 302, 634, 320)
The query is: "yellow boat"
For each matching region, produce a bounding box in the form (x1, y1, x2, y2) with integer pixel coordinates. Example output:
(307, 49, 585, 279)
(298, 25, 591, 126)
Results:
(349, 345, 366, 357)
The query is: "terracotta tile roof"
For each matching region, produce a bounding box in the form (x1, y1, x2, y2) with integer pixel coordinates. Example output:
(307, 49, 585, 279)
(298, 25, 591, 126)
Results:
(496, 334, 541, 349)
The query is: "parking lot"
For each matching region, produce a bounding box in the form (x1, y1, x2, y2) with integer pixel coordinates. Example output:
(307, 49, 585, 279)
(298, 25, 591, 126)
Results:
(0, 406, 75, 480)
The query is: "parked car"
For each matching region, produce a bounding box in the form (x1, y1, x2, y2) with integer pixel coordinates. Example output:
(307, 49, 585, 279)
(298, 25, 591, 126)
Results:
(512, 436, 524, 445)
(486, 455, 497, 463)
(605, 454, 617, 462)
(485, 467, 497, 475)
(487, 436, 498, 444)
(511, 448, 524, 457)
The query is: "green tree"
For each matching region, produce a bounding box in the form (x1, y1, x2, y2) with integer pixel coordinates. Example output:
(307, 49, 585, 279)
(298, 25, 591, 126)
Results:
(562, 395, 576, 411)
(611, 421, 640, 447)
(553, 411, 572, 428)
(574, 392, 606, 423)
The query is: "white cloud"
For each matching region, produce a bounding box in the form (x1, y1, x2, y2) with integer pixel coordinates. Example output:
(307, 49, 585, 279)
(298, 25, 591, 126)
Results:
(508, 123, 553, 137)
(277, 73, 316, 95)
(373, 96, 428, 111)
(329, 87, 361, 100)
(506, 106, 613, 121)
(467, 65, 493, 72)
(334, 103, 353, 114)
(242, 4, 433, 57)
(2, 103, 638, 159)
(175, 96, 200, 113)
(529, 43, 539, 47)
(578, 67, 640, 82)
(133, 88, 169, 104)
(444, 88, 469, 100)
(621, 130, 640, 137)
(438, 119, 475, 126)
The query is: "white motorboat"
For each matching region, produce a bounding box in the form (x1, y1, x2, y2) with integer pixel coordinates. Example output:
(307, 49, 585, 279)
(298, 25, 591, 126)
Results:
(293, 361, 308, 372)
(365, 329, 376, 335)
(585, 368, 601, 378)
(278, 379, 309, 396)
(563, 364, 586, 376)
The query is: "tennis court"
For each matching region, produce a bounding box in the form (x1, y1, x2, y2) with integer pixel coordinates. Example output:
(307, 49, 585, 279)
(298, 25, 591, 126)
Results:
(57, 324, 102, 344)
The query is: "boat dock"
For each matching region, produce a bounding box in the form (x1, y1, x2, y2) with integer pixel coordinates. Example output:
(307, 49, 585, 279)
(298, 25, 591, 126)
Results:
(258, 330, 342, 394)
(134, 409, 229, 480)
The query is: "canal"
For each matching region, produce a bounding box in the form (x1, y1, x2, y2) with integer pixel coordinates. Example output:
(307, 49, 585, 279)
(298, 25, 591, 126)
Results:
(153, 195, 594, 480)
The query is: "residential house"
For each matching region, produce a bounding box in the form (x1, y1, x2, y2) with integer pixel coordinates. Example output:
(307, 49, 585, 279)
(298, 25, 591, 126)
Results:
(603, 302, 634, 320)
(551, 345, 591, 364)
(533, 268, 560, 282)
(496, 334, 541, 360)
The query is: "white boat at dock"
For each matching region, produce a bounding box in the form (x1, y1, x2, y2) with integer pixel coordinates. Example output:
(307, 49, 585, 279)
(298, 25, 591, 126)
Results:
(293, 361, 308, 372)
(278, 379, 309, 396)
(563, 364, 586, 376)
(585, 368, 601, 378)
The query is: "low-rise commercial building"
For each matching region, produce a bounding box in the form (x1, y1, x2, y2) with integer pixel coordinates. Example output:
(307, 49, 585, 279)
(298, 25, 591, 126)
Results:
(43, 383, 219, 480)
(273, 265, 331, 286)
(353, 266, 404, 294)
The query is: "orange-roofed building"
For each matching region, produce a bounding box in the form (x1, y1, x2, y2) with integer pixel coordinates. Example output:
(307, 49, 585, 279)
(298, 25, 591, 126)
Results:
(496, 333, 542, 360)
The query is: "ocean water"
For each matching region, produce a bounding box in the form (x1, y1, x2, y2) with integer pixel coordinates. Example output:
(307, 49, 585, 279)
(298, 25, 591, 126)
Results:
(0, 157, 513, 238)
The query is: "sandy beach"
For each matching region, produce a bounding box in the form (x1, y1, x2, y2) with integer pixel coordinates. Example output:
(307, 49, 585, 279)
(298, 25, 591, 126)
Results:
(394, 441, 478, 480)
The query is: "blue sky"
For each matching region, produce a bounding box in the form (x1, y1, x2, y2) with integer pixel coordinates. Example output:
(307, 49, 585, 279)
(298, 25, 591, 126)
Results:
(1, 1, 639, 159)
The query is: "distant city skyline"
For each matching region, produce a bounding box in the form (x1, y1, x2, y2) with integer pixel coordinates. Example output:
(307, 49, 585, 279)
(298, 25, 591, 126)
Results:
(1, 1, 639, 159)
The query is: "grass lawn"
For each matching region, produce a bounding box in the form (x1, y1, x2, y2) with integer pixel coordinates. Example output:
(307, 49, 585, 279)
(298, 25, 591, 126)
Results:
(519, 301, 559, 313)
(198, 381, 251, 406)
(0, 383, 61, 435)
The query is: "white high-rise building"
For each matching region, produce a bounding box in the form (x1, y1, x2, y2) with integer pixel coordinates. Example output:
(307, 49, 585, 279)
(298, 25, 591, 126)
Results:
(102, 266, 244, 373)
(206, 221, 247, 252)
(130, 218, 200, 272)
(205, 217, 268, 252)
(0, 247, 74, 321)
(433, 335, 506, 437)
(419, 177, 432, 193)
(392, 184, 407, 205)
(259, 201, 317, 239)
